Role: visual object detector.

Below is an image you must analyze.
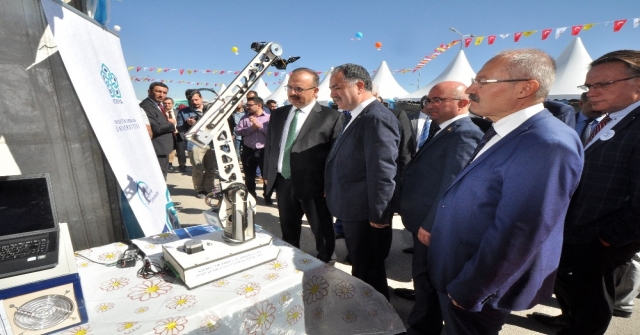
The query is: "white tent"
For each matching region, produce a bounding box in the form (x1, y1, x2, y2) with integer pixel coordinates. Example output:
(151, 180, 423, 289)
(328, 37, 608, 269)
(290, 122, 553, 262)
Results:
(548, 37, 592, 100)
(316, 67, 333, 106)
(250, 77, 272, 99)
(371, 61, 408, 100)
(266, 73, 289, 106)
(399, 50, 476, 101)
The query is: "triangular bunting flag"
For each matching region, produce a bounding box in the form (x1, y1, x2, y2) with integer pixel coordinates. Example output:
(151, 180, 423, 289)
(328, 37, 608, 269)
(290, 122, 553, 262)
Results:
(583, 23, 595, 30)
(556, 27, 567, 39)
(464, 38, 471, 48)
(127, 66, 134, 71)
(541, 29, 552, 40)
(571, 25, 582, 35)
(164, 68, 170, 72)
(474, 36, 485, 46)
(488, 35, 496, 45)
(522, 30, 537, 37)
(634, 18, 640, 28)
(614, 19, 627, 32)
(499, 34, 509, 39)
(514, 32, 523, 42)
(156, 68, 162, 73)
(136, 67, 141, 72)
(179, 69, 184, 75)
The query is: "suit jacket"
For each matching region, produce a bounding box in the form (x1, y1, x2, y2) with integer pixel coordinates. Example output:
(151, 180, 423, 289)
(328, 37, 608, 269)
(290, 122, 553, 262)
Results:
(325, 100, 400, 223)
(400, 117, 483, 234)
(544, 100, 576, 129)
(389, 109, 416, 213)
(263, 102, 342, 199)
(564, 105, 640, 248)
(140, 98, 175, 155)
(427, 110, 584, 312)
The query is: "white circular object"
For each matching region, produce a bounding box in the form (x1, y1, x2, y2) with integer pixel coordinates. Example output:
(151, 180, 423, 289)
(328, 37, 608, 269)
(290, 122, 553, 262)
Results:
(270, 43, 283, 57)
(113, 25, 121, 32)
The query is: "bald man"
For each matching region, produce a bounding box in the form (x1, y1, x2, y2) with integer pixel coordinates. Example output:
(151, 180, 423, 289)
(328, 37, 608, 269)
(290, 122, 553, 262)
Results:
(398, 81, 484, 334)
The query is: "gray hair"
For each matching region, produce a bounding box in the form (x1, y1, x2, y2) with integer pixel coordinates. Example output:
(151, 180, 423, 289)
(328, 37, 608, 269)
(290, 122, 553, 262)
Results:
(333, 63, 372, 91)
(495, 49, 556, 100)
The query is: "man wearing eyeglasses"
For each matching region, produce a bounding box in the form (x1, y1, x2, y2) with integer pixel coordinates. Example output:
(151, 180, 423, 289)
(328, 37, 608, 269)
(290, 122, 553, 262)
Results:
(325, 63, 400, 299)
(263, 68, 342, 263)
(426, 49, 583, 335)
(535, 50, 640, 335)
(398, 81, 484, 335)
(235, 96, 270, 199)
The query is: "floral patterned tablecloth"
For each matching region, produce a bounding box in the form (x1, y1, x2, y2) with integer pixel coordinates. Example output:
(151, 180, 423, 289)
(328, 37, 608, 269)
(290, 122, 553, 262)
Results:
(55, 225, 405, 335)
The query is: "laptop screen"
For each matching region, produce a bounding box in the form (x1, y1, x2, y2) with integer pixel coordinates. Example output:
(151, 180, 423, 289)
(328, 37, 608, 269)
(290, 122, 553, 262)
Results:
(0, 173, 57, 237)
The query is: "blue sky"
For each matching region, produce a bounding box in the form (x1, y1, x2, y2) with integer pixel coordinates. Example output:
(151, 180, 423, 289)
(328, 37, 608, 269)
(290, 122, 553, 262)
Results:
(110, 0, 640, 101)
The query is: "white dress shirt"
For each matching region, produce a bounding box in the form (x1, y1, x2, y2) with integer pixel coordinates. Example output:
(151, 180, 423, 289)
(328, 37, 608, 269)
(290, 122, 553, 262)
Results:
(342, 97, 377, 132)
(416, 112, 429, 145)
(277, 101, 315, 173)
(473, 103, 544, 161)
(434, 114, 469, 137)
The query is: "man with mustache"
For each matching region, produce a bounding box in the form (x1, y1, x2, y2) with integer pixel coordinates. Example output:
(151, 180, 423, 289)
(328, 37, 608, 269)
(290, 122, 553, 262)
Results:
(263, 68, 342, 263)
(427, 49, 583, 334)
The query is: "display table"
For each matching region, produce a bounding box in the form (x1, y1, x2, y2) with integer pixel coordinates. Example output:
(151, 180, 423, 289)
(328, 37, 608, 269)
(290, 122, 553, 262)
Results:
(55, 225, 405, 335)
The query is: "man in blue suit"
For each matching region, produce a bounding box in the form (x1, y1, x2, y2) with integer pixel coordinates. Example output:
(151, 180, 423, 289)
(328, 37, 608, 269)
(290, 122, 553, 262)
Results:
(325, 63, 400, 300)
(427, 49, 584, 335)
(399, 81, 483, 335)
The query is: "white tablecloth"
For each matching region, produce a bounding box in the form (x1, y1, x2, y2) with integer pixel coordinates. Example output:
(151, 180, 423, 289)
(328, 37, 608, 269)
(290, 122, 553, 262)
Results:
(56, 225, 405, 335)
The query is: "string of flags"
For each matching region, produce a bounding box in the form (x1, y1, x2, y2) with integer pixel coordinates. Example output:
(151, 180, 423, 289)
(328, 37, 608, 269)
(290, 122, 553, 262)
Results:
(130, 76, 283, 87)
(127, 67, 415, 77)
(412, 16, 640, 72)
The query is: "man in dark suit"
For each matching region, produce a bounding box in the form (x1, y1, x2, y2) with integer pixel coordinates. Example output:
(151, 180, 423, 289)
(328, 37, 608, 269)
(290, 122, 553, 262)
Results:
(400, 81, 483, 335)
(263, 68, 342, 263)
(539, 50, 640, 335)
(325, 63, 400, 299)
(140, 82, 176, 179)
(427, 49, 584, 335)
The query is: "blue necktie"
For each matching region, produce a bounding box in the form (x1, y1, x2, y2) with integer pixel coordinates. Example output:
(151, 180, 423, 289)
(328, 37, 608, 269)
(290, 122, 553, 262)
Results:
(464, 125, 497, 167)
(417, 118, 432, 148)
(329, 111, 351, 158)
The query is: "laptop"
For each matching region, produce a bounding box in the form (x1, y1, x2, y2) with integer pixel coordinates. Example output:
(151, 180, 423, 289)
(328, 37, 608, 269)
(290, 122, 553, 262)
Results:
(0, 173, 59, 278)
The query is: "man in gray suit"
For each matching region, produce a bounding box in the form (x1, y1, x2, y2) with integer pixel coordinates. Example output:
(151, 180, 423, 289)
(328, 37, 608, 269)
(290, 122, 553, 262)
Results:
(399, 81, 483, 335)
(139, 82, 176, 179)
(325, 63, 400, 299)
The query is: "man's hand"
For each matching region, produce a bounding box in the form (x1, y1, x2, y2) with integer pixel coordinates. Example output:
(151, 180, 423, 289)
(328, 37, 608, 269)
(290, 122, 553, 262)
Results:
(418, 227, 431, 246)
(168, 118, 177, 125)
(370, 222, 390, 229)
(186, 117, 196, 125)
(249, 116, 262, 129)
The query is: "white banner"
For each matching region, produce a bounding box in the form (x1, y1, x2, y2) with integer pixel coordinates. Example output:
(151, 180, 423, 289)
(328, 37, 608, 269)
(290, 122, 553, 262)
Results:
(42, 0, 177, 235)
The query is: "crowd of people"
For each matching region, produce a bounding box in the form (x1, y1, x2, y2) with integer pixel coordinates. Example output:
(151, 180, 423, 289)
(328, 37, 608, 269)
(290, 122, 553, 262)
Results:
(138, 48, 640, 335)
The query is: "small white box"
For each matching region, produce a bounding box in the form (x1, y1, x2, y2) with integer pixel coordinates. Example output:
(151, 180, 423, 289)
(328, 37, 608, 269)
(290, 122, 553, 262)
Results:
(162, 231, 279, 289)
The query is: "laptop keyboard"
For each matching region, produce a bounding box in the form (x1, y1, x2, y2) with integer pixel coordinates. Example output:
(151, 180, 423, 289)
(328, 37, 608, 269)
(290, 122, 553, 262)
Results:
(0, 239, 48, 261)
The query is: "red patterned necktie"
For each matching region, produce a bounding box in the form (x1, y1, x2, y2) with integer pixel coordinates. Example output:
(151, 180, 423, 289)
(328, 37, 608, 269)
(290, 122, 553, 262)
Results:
(585, 114, 611, 144)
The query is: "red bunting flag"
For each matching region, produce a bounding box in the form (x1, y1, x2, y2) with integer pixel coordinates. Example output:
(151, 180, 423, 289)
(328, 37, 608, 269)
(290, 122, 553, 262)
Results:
(163, 68, 170, 72)
(220, 71, 226, 74)
(541, 29, 552, 40)
(136, 67, 141, 72)
(572, 25, 582, 35)
(514, 32, 523, 42)
(194, 70, 198, 73)
(274, 72, 280, 76)
(464, 38, 471, 48)
(179, 69, 184, 75)
(488, 35, 496, 45)
(614, 19, 627, 32)
(149, 68, 155, 72)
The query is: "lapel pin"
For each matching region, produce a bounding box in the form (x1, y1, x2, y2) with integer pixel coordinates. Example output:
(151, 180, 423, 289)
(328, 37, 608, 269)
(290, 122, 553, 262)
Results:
(600, 130, 615, 141)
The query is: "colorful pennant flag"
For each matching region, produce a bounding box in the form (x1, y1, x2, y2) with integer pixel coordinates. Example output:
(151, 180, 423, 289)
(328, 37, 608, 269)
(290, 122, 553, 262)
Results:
(514, 32, 523, 42)
(474, 36, 485, 46)
(464, 38, 472, 48)
(571, 25, 583, 35)
(614, 19, 627, 32)
(522, 30, 537, 37)
(541, 29, 552, 40)
(556, 27, 567, 39)
(488, 35, 496, 45)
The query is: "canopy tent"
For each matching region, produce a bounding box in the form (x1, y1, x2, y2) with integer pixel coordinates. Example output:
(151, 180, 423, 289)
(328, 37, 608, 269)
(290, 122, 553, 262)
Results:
(548, 37, 592, 100)
(249, 77, 272, 99)
(371, 61, 408, 100)
(266, 73, 290, 107)
(399, 50, 476, 101)
(316, 67, 333, 106)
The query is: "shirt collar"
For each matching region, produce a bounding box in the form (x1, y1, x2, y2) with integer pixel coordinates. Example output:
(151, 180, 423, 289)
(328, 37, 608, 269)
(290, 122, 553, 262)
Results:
(437, 114, 468, 130)
(289, 100, 317, 115)
(350, 97, 377, 119)
(609, 100, 640, 121)
(493, 103, 544, 138)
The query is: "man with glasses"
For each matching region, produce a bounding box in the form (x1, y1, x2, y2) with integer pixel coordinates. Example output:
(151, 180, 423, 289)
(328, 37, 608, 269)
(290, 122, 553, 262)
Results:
(325, 63, 400, 299)
(263, 68, 342, 263)
(235, 96, 269, 199)
(536, 50, 640, 335)
(426, 49, 583, 335)
(398, 81, 483, 335)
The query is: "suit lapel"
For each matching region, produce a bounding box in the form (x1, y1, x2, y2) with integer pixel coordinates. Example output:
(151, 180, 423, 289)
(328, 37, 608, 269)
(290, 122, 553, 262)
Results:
(327, 106, 367, 161)
(294, 103, 321, 148)
(412, 119, 462, 160)
(448, 110, 551, 189)
(585, 106, 640, 154)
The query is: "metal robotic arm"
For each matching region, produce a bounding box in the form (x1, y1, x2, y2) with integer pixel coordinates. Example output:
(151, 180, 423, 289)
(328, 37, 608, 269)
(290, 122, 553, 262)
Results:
(185, 42, 298, 243)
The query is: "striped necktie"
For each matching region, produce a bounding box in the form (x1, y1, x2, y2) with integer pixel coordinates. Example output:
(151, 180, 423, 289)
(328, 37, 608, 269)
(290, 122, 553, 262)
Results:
(585, 114, 611, 144)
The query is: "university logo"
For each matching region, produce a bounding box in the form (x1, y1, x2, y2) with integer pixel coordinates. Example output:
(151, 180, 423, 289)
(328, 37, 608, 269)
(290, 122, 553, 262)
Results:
(100, 63, 123, 103)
